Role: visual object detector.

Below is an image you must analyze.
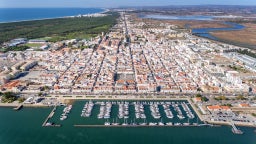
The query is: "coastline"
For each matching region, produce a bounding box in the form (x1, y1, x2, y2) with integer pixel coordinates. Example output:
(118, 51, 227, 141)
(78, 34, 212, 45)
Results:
(1, 98, 255, 128)
(0, 8, 108, 24)
(205, 120, 256, 128)
(0, 102, 50, 108)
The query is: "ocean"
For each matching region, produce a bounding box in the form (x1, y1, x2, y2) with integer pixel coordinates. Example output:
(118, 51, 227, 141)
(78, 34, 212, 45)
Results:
(0, 8, 105, 23)
(0, 101, 255, 144)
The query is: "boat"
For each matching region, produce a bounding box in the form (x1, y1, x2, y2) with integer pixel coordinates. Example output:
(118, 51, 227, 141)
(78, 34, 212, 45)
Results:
(139, 122, 147, 125)
(158, 122, 165, 126)
(174, 123, 182, 126)
(181, 102, 195, 119)
(112, 118, 120, 125)
(122, 122, 128, 126)
(134, 102, 146, 119)
(104, 122, 111, 126)
(60, 115, 67, 121)
(177, 114, 185, 119)
(158, 118, 165, 126)
(130, 119, 137, 126)
(122, 118, 128, 126)
(183, 123, 190, 126)
(45, 122, 53, 126)
(149, 122, 157, 126)
(81, 101, 94, 118)
(193, 123, 199, 126)
(118, 102, 129, 119)
(163, 104, 174, 119)
(150, 103, 161, 119)
(166, 122, 173, 126)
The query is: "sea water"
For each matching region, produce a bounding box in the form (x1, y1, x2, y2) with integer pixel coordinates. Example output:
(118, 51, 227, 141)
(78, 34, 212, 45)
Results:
(0, 101, 255, 144)
(0, 8, 104, 23)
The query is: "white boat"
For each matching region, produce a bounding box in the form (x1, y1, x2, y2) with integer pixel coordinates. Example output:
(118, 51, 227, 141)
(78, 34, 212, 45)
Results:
(60, 115, 67, 121)
(166, 122, 173, 126)
(158, 122, 165, 126)
(45, 122, 53, 126)
(122, 123, 128, 126)
(149, 122, 157, 126)
(183, 123, 190, 126)
(104, 122, 111, 126)
(139, 123, 147, 125)
(174, 123, 182, 126)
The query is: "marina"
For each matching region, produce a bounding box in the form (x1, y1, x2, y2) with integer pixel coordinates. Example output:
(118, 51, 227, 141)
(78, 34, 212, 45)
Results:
(60, 105, 72, 121)
(0, 102, 255, 144)
(80, 101, 94, 117)
(45, 100, 203, 127)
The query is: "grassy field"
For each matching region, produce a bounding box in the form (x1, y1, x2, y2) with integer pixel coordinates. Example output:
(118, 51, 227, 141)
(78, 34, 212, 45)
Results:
(210, 23, 256, 48)
(25, 43, 44, 47)
(0, 12, 119, 44)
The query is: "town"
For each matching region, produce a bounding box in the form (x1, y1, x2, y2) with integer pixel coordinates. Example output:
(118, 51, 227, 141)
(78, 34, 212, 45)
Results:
(1, 12, 256, 95)
(0, 12, 256, 129)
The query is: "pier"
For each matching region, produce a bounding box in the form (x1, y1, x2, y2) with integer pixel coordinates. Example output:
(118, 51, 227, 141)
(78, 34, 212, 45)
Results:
(13, 104, 23, 111)
(74, 124, 199, 128)
(230, 122, 243, 134)
(42, 106, 61, 127)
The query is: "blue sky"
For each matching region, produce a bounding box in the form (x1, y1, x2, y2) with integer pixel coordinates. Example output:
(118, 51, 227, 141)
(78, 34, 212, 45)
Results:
(1, 0, 256, 8)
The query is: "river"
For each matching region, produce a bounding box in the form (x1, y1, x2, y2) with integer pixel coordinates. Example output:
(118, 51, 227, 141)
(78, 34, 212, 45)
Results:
(140, 14, 245, 44)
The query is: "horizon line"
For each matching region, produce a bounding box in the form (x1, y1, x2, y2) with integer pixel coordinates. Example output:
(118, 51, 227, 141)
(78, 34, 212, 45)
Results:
(1, 4, 256, 9)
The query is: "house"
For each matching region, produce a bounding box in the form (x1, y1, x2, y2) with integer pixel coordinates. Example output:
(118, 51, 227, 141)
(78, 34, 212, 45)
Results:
(207, 105, 231, 111)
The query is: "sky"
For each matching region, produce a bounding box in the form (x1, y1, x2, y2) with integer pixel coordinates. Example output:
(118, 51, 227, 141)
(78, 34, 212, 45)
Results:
(0, 0, 256, 8)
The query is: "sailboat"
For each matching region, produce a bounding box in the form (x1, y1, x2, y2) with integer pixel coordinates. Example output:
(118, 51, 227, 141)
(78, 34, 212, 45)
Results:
(104, 119, 110, 126)
(131, 118, 137, 126)
(112, 117, 120, 125)
(122, 118, 128, 126)
(158, 118, 165, 126)
(193, 117, 199, 126)
(139, 118, 147, 125)
(184, 118, 190, 126)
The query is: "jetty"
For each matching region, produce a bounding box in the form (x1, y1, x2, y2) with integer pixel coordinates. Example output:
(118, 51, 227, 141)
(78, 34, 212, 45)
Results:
(230, 122, 243, 134)
(42, 106, 61, 127)
(13, 104, 23, 111)
(74, 124, 201, 128)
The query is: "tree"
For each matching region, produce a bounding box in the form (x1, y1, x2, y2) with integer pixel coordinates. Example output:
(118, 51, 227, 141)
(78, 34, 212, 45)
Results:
(201, 96, 209, 102)
(41, 86, 50, 91)
(1, 92, 17, 103)
(38, 92, 43, 97)
(18, 97, 25, 103)
(195, 93, 202, 97)
(215, 95, 228, 101)
(236, 95, 246, 100)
